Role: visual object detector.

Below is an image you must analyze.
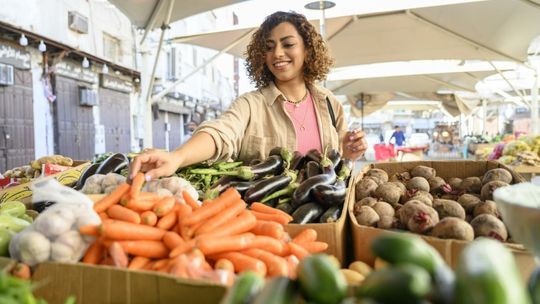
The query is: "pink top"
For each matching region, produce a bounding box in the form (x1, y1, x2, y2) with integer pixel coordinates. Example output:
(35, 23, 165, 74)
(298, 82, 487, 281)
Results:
(283, 92, 322, 154)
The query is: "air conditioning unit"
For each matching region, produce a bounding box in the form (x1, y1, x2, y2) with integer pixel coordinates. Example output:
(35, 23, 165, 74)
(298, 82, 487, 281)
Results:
(68, 11, 89, 34)
(0, 64, 14, 86)
(79, 87, 98, 106)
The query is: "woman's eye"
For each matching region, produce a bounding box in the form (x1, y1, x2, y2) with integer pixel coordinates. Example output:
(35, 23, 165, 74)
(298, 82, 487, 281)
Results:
(284, 43, 294, 48)
(265, 45, 274, 51)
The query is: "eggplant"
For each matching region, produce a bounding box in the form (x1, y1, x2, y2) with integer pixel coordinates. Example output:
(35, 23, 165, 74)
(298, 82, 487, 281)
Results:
(305, 161, 321, 178)
(292, 157, 336, 208)
(96, 153, 129, 175)
(305, 149, 322, 163)
(320, 205, 342, 223)
(230, 181, 256, 196)
(275, 201, 295, 215)
(73, 163, 100, 190)
(250, 154, 284, 178)
(312, 178, 347, 208)
(291, 202, 324, 224)
(190, 154, 284, 180)
(244, 171, 295, 204)
(204, 177, 254, 199)
(268, 146, 284, 157)
(327, 148, 341, 168)
(32, 201, 56, 213)
(290, 151, 305, 171)
(249, 158, 263, 166)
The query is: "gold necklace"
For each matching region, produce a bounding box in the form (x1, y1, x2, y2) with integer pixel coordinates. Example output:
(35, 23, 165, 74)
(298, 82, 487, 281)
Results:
(286, 101, 309, 131)
(285, 90, 309, 108)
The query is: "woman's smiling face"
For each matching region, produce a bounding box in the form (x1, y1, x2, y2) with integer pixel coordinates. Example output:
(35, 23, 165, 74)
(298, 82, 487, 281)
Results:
(265, 22, 307, 85)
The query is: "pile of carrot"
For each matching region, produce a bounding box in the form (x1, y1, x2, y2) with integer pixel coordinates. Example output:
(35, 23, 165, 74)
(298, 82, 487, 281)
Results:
(79, 173, 329, 284)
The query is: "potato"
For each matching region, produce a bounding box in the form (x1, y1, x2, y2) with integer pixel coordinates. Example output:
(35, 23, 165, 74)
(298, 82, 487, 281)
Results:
(406, 177, 430, 192)
(355, 197, 378, 208)
(410, 165, 436, 179)
(431, 217, 474, 241)
(470, 214, 508, 241)
(354, 206, 380, 227)
(365, 169, 389, 185)
(355, 178, 379, 200)
(473, 200, 500, 218)
(433, 199, 466, 220)
(459, 177, 482, 194)
(482, 168, 512, 185)
(340, 269, 365, 286)
(457, 194, 481, 214)
(349, 261, 373, 277)
(480, 180, 509, 201)
(375, 183, 402, 206)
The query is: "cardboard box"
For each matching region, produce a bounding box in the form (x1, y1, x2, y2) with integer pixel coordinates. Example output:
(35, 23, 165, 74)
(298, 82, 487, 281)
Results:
(0, 161, 90, 204)
(32, 262, 226, 304)
(348, 160, 536, 280)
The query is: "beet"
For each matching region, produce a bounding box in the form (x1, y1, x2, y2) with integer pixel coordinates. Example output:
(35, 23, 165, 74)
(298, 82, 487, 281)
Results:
(480, 180, 510, 201)
(410, 165, 436, 179)
(389, 172, 411, 183)
(482, 168, 513, 185)
(431, 217, 474, 241)
(365, 169, 389, 185)
(355, 178, 378, 200)
(406, 177, 430, 192)
(356, 197, 378, 208)
(433, 199, 466, 220)
(459, 177, 482, 193)
(470, 214, 508, 241)
(354, 206, 380, 227)
(473, 200, 500, 218)
(398, 200, 439, 228)
(428, 176, 451, 195)
(457, 194, 481, 214)
(374, 182, 402, 206)
(447, 177, 463, 190)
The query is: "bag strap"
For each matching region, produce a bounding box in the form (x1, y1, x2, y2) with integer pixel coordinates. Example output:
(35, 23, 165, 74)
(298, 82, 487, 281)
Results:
(326, 97, 336, 129)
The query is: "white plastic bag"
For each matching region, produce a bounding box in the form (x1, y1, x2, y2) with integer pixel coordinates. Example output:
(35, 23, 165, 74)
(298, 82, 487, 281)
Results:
(9, 178, 100, 266)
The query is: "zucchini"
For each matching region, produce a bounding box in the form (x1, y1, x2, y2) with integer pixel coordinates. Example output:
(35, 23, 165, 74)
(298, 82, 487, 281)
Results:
(220, 271, 264, 304)
(291, 202, 324, 224)
(0, 215, 30, 233)
(319, 205, 342, 223)
(252, 276, 299, 304)
(529, 267, 540, 304)
(0, 201, 26, 218)
(455, 238, 530, 304)
(298, 254, 347, 304)
(356, 264, 431, 304)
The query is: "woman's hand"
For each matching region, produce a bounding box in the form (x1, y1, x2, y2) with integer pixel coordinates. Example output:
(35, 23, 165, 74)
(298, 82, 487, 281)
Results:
(129, 149, 182, 181)
(342, 129, 368, 160)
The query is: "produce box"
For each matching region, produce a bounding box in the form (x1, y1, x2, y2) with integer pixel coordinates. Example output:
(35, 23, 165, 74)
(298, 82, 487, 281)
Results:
(0, 160, 90, 204)
(31, 262, 226, 304)
(348, 160, 536, 280)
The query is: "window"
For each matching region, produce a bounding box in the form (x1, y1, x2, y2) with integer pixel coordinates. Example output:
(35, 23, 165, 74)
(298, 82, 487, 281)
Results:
(167, 47, 177, 80)
(103, 33, 121, 62)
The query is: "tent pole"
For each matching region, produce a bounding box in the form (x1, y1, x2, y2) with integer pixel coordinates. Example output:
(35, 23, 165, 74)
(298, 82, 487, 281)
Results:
(482, 99, 487, 135)
(143, 0, 175, 148)
(152, 28, 255, 102)
(421, 75, 473, 92)
(140, 0, 168, 45)
(532, 68, 539, 135)
(487, 60, 529, 106)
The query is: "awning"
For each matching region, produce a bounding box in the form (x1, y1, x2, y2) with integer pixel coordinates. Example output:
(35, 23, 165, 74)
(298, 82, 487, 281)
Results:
(169, 0, 540, 67)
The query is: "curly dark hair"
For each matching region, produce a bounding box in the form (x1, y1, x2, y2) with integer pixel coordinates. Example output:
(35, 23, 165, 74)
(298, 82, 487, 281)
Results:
(245, 11, 334, 89)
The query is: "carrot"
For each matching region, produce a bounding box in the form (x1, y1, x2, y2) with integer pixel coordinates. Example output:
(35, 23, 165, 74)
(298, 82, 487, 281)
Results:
(285, 255, 299, 279)
(250, 220, 284, 239)
(100, 221, 166, 241)
(141, 211, 158, 226)
(11, 263, 31, 280)
(197, 233, 255, 255)
(100, 257, 114, 266)
(139, 192, 161, 200)
(241, 248, 289, 277)
(211, 252, 266, 276)
(183, 187, 241, 226)
(177, 204, 192, 223)
(291, 228, 317, 244)
(170, 239, 196, 258)
(128, 256, 150, 270)
(287, 242, 309, 260)
(182, 190, 200, 209)
(94, 183, 130, 213)
(250, 210, 290, 225)
(169, 254, 189, 278)
(130, 172, 145, 198)
(163, 231, 184, 250)
(194, 199, 246, 236)
(250, 202, 293, 221)
(153, 197, 176, 217)
(157, 210, 177, 230)
(246, 236, 284, 256)
(109, 242, 129, 268)
(182, 220, 205, 240)
(123, 198, 156, 211)
(83, 241, 104, 264)
(214, 258, 234, 272)
(99, 212, 109, 221)
(152, 258, 170, 271)
(117, 240, 169, 258)
(79, 224, 99, 237)
(200, 210, 257, 238)
(107, 204, 141, 224)
(299, 241, 328, 253)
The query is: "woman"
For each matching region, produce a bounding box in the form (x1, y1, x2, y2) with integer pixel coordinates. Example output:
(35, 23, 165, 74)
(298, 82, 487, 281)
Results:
(130, 11, 367, 181)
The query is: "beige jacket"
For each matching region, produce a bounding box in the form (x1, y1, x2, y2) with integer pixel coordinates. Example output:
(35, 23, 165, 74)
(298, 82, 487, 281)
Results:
(195, 82, 348, 163)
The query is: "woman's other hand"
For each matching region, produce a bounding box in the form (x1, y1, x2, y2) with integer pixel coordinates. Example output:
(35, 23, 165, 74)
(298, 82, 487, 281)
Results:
(342, 129, 368, 160)
(129, 149, 181, 181)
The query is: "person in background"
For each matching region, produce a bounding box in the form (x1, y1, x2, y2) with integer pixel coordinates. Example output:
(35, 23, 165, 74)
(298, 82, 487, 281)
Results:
(130, 11, 368, 180)
(182, 121, 198, 144)
(389, 125, 405, 147)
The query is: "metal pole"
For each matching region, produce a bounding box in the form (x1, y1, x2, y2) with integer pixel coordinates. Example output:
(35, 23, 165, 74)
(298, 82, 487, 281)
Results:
(482, 99, 487, 135)
(532, 68, 539, 134)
